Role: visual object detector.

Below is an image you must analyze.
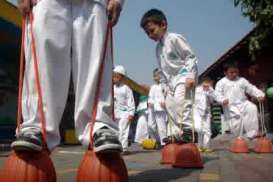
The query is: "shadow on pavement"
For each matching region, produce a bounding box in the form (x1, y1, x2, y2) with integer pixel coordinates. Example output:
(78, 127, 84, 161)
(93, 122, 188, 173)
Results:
(129, 167, 199, 182)
(202, 154, 219, 164)
(128, 150, 159, 155)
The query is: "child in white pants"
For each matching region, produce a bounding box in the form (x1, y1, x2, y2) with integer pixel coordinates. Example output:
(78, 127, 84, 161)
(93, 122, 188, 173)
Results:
(141, 9, 198, 144)
(194, 78, 215, 152)
(215, 62, 265, 139)
(12, 0, 125, 153)
(148, 69, 167, 146)
(134, 95, 149, 144)
(113, 65, 135, 154)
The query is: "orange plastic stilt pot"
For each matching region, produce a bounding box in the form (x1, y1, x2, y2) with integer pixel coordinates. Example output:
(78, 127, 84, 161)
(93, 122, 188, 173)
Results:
(77, 150, 128, 182)
(172, 143, 203, 168)
(254, 137, 273, 153)
(229, 137, 249, 153)
(160, 143, 179, 165)
(0, 150, 56, 182)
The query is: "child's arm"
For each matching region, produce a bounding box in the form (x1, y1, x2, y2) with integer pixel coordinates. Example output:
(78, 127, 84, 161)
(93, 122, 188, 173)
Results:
(126, 87, 135, 120)
(17, 0, 32, 17)
(207, 87, 217, 104)
(148, 86, 155, 108)
(173, 35, 198, 82)
(215, 80, 228, 106)
(243, 78, 265, 102)
(107, 0, 125, 26)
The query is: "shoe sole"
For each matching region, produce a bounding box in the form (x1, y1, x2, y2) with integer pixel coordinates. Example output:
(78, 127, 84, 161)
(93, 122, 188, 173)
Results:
(11, 141, 42, 152)
(94, 144, 122, 153)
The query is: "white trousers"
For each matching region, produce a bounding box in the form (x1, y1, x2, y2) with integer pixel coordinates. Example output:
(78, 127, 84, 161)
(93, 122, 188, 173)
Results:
(194, 110, 211, 148)
(165, 84, 194, 136)
(134, 113, 149, 144)
(21, 0, 117, 150)
(224, 100, 258, 138)
(148, 110, 167, 145)
(115, 116, 130, 150)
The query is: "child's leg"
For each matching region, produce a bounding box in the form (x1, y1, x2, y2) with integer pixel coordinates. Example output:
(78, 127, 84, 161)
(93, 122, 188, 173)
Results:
(174, 84, 194, 130)
(174, 84, 195, 142)
(224, 106, 242, 137)
(165, 87, 184, 136)
(71, 1, 119, 149)
(242, 101, 259, 138)
(194, 110, 203, 147)
(118, 117, 130, 151)
(134, 114, 149, 144)
(203, 114, 212, 148)
(155, 111, 167, 145)
(148, 108, 159, 141)
(12, 0, 72, 151)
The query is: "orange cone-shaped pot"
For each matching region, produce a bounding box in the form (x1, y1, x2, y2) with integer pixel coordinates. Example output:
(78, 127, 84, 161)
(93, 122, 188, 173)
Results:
(229, 137, 249, 153)
(77, 150, 128, 182)
(0, 150, 56, 182)
(160, 143, 179, 165)
(254, 137, 273, 153)
(172, 143, 203, 168)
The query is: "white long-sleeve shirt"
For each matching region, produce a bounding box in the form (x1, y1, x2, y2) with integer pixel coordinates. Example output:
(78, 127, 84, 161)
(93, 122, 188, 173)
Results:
(194, 86, 216, 116)
(215, 76, 264, 105)
(114, 84, 135, 119)
(156, 32, 198, 87)
(148, 83, 166, 112)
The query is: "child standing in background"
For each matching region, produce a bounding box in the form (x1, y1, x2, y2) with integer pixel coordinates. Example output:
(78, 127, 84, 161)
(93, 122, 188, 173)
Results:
(113, 65, 135, 155)
(194, 77, 216, 152)
(215, 62, 265, 139)
(148, 68, 167, 147)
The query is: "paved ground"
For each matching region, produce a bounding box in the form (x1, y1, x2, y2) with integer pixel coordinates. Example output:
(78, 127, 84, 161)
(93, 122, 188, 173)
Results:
(1, 134, 273, 182)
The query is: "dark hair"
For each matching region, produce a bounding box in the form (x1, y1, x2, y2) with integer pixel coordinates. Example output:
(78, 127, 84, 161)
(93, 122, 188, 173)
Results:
(140, 9, 167, 28)
(223, 62, 239, 72)
(199, 76, 212, 84)
(153, 68, 160, 75)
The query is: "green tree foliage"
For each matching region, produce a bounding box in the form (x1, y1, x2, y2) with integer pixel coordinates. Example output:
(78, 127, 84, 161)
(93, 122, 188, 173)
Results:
(234, 0, 273, 58)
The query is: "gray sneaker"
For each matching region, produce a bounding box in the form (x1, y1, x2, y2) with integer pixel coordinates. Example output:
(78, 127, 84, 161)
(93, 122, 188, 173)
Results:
(93, 127, 122, 153)
(11, 130, 43, 152)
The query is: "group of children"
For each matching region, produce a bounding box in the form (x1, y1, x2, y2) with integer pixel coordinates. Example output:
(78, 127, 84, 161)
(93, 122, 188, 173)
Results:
(112, 9, 266, 154)
(12, 2, 265, 159)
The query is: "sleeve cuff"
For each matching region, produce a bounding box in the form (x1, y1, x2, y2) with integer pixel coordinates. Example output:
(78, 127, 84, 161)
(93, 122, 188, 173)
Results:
(185, 72, 195, 80)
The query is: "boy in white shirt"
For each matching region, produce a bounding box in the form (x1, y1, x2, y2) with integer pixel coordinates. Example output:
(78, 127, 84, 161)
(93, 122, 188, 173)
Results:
(113, 65, 135, 154)
(148, 68, 167, 146)
(215, 62, 265, 139)
(140, 9, 198, 144)
(194, 77, 216, 152)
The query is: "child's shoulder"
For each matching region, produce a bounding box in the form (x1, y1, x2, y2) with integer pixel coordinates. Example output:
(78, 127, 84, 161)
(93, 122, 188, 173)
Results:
(195, 86, 203, 93)
(216, 77, 227, 84)
(149, 84, 158, 90)
(120, 84, 132, 91)
(166, 32, 186, 41)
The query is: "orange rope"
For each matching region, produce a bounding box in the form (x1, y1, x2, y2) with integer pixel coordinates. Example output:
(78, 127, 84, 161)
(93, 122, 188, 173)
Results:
(16, 18, 26, 133)
(89, 23, 112, 150)
(16, 13, 48, 150)
(29, 13, 48, 148)
(110, 26, 115, 121)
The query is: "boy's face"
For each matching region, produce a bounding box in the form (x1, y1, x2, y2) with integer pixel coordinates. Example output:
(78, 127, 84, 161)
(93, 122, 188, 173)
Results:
(113, 72, 123, 84)
(153, 72, 161, 83)
(201, 81, 212, 91)
(143, 21, 167, 41)
(225, 67, 239, 80)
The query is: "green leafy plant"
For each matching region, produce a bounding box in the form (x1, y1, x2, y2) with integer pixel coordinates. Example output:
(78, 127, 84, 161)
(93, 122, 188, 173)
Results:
(234, 0, 273, 59)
